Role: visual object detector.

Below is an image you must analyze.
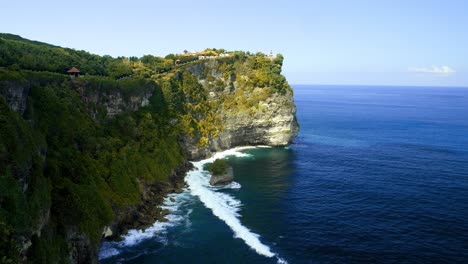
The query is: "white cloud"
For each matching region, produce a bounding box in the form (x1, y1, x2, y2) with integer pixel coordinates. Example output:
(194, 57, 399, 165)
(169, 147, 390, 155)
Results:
(408, 65, 455, 75)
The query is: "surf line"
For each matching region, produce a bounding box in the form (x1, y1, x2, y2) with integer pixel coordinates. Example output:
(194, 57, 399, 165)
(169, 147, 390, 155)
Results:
(185, 146, 287, 263)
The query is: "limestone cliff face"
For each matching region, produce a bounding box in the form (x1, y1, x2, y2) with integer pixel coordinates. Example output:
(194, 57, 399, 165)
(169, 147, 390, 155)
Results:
(0, 80, 30, 114)
(180, 92, 298, 160)
(78, 89, 151, 118)
(179, 59, 299, 160)
(71, 78, 154, 118)
(0, 53, 298, 263)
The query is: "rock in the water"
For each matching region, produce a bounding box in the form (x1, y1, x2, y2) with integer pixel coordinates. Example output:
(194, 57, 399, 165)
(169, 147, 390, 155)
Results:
(209, 167, 234, 186)
(158, 216, 169, 222)
(161, 209, 170, 216)
(102, 226, 113, 239)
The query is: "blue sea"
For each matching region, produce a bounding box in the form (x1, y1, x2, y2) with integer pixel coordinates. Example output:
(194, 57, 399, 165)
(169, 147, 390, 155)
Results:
(100, 85, 468, 263)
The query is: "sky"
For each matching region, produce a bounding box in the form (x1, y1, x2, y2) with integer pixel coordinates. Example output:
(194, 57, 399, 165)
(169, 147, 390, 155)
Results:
(1, 0, 467, 86)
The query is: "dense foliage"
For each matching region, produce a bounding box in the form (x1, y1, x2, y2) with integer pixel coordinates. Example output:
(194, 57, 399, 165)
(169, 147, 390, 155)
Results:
(0, 34, 133, 78)
(0, 69, 183, 262)
(207, 159, 228, 175)
(0, 34, 292, 262)
(0, 95, 50, 263)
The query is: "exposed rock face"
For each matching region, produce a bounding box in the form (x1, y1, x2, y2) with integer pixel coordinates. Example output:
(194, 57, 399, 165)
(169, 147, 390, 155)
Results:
(102, 227, 113, 239)
(103, 161, 193, 239)
(0, 75, 154, 119)
(67, 228, 98, 264)
(180, 61, 299, 160)
(209, 167, 234, 185)
(0, 55, 299, 263)
(85, 91, 152, 118)
(71, 80, 153, 118)
(0, 80, 30, 114)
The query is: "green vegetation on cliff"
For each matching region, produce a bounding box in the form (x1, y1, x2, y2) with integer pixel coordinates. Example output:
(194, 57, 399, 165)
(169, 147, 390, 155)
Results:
(0, 95, 50, 263)
(0, 68, 183, 262)
(207, 159, 228, 175)
(0, 34, 295, 263)
(0, 34, 133, 78)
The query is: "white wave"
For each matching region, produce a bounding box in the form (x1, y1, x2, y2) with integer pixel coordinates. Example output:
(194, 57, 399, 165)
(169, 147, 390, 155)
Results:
(98, 191, 191, 260)
(185, 146, 284, 260)
(277, 257, 289, 264)
(99, 145, 288, 263)
(215, 181, 242, 190)
(98, 245, 120, 259)
(120, 214, 181, 247)
(184, 209, 193, 230)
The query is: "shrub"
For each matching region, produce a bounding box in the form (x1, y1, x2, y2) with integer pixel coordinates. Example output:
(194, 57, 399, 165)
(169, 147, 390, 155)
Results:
(207, 159, 228, 175)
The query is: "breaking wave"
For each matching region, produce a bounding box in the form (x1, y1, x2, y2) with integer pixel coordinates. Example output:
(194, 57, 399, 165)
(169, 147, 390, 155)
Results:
(98, 191, 192, 260)
(99, 146, 287, 263)
(185, 146, 286, 262)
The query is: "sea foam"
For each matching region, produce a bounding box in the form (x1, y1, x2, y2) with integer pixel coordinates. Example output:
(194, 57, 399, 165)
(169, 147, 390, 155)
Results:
(99, 146, 287, 263)
(185, 146, 286, 262)
(98, 191, 192, 260)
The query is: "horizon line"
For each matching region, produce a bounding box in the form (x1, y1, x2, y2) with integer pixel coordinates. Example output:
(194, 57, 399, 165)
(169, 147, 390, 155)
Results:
(290, 83, 468, 89)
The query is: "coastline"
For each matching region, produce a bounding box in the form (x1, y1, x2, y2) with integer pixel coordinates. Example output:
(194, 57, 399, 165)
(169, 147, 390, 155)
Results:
(99, 145, 289, 263)
(0, 34, 299, 263)
(101, 146, 273, 244)
(99, 161, 193, 244)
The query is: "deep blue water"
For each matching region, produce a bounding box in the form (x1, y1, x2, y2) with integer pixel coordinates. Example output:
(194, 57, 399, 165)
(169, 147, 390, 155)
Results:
(100, 85, 468, 263)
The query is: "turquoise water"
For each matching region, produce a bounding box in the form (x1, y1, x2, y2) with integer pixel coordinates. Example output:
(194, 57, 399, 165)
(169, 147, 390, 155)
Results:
(100, 85, 468, 263)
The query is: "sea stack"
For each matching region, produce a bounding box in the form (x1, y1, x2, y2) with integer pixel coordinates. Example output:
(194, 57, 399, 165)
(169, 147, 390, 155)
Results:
(208, 159, 234, 185)
(210, 166, 234, 186)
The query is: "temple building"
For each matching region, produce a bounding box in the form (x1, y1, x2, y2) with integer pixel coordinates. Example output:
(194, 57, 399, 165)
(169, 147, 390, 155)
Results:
(67, 67, 81, 78)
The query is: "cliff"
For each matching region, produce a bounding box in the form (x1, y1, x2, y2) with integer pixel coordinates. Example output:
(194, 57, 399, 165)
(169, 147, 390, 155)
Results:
(177, 56, 299, 159)
(0, 34, 298, 263)
(181, 84, 298, 159)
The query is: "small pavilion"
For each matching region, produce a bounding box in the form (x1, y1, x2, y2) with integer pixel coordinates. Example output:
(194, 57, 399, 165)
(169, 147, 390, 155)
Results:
(67, 67, 81, 78)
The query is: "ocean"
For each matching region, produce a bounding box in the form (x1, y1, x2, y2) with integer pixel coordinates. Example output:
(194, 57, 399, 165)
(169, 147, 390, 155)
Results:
(99, 85, 468, 263)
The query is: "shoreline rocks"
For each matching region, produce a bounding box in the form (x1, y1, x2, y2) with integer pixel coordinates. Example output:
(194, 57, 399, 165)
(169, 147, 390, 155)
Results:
(209, 166, 234, 186)
(102, 161, 193, 241)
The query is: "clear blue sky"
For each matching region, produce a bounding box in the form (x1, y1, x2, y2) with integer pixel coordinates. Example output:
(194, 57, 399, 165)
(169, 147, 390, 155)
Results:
(1, 0, 467, 86)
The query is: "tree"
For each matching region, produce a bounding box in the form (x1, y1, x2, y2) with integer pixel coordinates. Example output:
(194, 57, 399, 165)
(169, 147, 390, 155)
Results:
(165, 54, 176, 60)
(208, 159, 228, 175)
